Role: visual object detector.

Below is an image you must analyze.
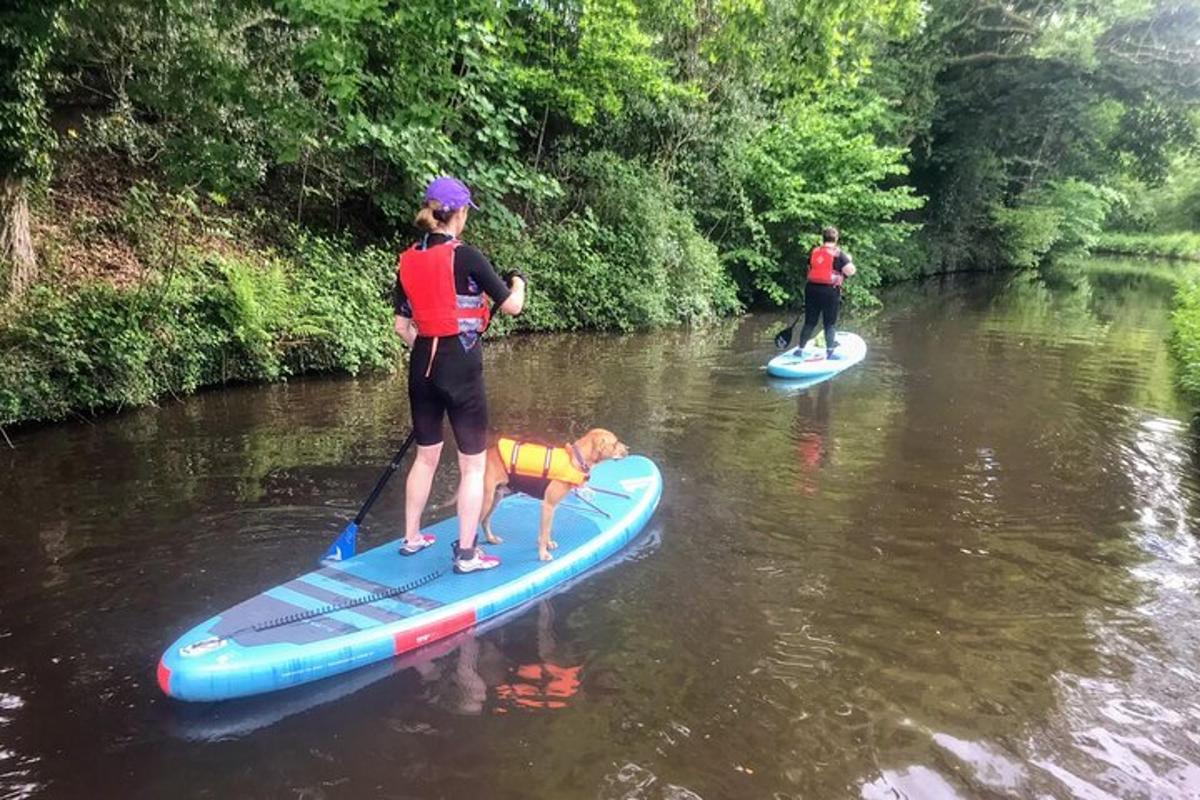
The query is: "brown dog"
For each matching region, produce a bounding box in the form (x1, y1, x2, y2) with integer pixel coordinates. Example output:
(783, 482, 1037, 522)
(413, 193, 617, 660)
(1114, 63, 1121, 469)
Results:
(480, 429, 629, 561)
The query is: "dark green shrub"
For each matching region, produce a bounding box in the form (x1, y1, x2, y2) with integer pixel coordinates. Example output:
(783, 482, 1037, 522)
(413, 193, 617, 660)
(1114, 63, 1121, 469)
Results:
(1172, 281, 1200, 398)
(0, 236, 398, 426)
(486, 150, 740, 332)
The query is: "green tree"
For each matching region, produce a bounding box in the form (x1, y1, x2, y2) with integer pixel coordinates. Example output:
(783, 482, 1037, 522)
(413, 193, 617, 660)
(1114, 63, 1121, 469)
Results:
(902, 0, 1200, 270)
(1, 1, 73, 299)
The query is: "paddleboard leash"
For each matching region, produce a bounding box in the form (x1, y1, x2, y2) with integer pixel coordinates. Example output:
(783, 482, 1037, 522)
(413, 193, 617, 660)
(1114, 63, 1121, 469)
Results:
(251, 569, 445, 633)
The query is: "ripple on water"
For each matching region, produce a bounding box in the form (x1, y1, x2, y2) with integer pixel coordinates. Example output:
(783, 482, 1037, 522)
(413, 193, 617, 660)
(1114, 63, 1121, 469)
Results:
(931, 732, 1029, 794)
(598, 763, 705, 800)
(859, 765, 966, 799)
(0, 689, 40, 800)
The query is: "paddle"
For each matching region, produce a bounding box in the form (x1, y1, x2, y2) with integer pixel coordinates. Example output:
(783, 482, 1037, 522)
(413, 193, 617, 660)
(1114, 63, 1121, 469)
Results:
(774, 314, 802, 349)
(320, 429, 417, 564)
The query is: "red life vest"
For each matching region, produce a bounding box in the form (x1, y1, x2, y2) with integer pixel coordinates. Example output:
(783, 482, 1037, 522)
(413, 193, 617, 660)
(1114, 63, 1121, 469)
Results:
(808, 245, 842, 286)
(398, 239, 490, 337)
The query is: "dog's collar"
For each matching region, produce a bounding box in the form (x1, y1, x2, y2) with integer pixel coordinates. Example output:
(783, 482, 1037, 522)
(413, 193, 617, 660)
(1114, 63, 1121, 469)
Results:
(569, 443, 592, 475)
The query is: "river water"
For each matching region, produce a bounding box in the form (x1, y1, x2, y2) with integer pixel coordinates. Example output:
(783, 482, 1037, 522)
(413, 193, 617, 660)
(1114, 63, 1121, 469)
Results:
(2, 263, 1199, 799)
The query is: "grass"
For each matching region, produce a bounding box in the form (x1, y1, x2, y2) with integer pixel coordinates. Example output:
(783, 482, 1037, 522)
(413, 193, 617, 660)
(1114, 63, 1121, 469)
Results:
(1094, 230, 1200, 261)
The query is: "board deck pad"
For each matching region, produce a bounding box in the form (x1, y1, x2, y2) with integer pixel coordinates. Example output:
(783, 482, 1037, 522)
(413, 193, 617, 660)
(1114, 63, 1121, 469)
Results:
(766, 332, 867, 381)
(159, 455, 662, 702)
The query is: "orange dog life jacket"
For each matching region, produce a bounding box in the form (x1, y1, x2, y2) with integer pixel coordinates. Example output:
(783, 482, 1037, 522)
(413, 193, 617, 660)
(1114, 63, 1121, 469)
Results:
(496, 438, 589, 487)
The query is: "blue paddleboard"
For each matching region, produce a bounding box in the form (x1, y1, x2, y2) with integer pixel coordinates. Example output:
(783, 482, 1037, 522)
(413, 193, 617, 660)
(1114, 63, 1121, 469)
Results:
(158, 455, 662, 702)
(766, 332, 866, 380)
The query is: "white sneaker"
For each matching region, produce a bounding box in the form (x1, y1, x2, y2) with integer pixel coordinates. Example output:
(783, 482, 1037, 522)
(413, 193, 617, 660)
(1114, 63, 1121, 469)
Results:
(454, 548, 501, 574)
(399, 533, 436, 556)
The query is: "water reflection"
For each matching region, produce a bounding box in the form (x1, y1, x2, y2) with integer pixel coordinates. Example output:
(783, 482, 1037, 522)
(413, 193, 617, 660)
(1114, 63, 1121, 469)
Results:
(789, 383, 833, 496)
(0, 682, 39, 800)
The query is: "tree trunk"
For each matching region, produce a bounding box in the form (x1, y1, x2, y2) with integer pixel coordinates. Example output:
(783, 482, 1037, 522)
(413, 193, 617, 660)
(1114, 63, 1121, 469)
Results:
(1, 176, 38, 299)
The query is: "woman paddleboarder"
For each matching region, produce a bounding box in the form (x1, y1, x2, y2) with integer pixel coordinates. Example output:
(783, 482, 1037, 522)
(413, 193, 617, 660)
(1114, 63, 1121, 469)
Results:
(795, 226, 856, 359)
(394, 176, 526, 574)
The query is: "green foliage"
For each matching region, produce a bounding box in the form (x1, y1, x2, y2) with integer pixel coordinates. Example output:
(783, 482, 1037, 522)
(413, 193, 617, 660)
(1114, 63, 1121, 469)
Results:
(992, 179, 1119, 268)
(59, 0, 310, 194)
(487, 150, 740, 331)
(719, 96, 923, 305)
(1107, 156, 1200, 234)
(279, 233, 399, 373)
(1171, 280, 1200, 397)
(0, 235, 398, 425)
(2, 0, 1196, 423)
(907, 0, 1200, 272)
(511, 0, 673, 127)
(1095, 231, 1200, 261)
(1043, 179, 1120, 254)
(666, 0, 921, 96)
(0, 1, 72, 181)
(991, 204, 1065, 270)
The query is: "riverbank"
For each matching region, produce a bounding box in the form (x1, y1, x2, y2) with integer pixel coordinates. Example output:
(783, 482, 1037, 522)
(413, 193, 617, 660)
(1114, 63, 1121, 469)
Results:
(1, 157, 746, 428)
(10, 219, 1200, 430)
(0, 169, 404, 428)
(1058, 253, 1200, 403)
(1094, 230, 1200, 262)
(5, 159, 1198, 432)
(1172, 281, 1200, 398)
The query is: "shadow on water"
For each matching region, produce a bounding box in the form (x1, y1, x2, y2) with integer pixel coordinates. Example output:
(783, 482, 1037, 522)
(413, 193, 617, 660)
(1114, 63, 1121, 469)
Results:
(2, 260, 1199, 798)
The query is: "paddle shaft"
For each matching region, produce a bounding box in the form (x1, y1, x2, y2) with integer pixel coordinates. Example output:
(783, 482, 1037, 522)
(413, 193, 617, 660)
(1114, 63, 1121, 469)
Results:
(352, 429, 417, 526)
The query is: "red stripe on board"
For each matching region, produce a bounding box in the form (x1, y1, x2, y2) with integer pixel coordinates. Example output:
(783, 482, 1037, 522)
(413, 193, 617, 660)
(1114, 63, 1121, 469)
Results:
(156, 659, 172, 696)
(394, 608, 477, 655)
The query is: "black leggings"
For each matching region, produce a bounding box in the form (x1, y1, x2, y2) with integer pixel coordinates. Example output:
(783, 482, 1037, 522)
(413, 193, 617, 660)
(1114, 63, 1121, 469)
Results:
(408, 336, 488, 455)
(797, 282, 840, 351)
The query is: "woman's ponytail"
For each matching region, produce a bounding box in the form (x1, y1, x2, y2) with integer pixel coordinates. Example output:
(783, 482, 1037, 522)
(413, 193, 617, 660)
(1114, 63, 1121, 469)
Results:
(414, 200, 453, 232)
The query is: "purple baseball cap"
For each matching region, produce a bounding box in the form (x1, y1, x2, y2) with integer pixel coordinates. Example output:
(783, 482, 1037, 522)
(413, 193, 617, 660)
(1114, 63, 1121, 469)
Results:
(425, 176, 479, 211)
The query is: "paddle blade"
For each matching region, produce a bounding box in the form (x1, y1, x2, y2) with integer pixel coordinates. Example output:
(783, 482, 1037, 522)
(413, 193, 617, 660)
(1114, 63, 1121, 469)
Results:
(320, 521, 358, 564)
(774, 327, 793, 349)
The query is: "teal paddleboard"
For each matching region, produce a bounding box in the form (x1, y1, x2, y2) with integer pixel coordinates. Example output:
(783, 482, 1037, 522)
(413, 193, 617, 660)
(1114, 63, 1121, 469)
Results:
(159, 455, 663, 702)
(767, 332, 866, 380)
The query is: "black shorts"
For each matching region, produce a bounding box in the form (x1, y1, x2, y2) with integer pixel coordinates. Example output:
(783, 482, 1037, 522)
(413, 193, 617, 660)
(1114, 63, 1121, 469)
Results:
(408, 336, 488, 455)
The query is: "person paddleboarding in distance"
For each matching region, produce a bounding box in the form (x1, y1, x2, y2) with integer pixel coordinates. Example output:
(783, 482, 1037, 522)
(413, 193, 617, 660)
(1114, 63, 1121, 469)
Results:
(394, 176, 527, 574)
(795, 226, 856, 359)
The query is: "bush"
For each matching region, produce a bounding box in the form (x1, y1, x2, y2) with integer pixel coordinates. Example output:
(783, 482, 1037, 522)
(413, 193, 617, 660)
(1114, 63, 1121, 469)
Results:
(719, 95, 924, 306)
(485, 150, 740, 331)
(1094, 230, 1200, 261)
(992, 179, 1119, 268)
(991, 204, 1065, 269)
(1171, 281, 1200, 397)
(0, 236, 398, 426)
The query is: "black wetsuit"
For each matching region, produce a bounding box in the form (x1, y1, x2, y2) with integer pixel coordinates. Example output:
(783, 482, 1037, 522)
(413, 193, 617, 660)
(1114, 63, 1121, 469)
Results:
(797, 248, 852, 352)
(394, 233, 510, 455)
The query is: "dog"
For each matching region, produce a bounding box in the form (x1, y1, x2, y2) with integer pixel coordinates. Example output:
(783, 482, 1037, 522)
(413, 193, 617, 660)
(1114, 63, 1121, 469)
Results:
(480, 429, 629, 561)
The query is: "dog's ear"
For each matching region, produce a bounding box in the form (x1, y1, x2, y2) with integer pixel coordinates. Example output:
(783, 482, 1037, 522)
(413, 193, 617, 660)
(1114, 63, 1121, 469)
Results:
(597, 431, 621, 459)
(582, 428, 605, 458)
